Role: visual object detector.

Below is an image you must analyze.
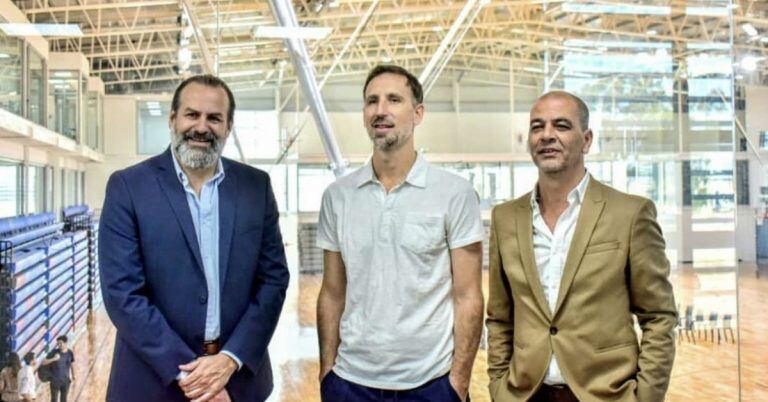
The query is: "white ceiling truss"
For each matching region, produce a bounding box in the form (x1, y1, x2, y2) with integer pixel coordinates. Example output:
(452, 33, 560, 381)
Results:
(11, 0, 768, 94)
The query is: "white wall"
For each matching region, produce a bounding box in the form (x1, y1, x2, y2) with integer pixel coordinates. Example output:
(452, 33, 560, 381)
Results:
(85, 96, 149, 210)
(283, 111, 530, 158)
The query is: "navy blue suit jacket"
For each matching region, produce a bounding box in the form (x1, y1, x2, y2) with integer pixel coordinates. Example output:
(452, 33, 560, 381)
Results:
(99, 149, 289, 402)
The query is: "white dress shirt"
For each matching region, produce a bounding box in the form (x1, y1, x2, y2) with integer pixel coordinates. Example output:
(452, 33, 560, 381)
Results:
(530, 172, 590, 385)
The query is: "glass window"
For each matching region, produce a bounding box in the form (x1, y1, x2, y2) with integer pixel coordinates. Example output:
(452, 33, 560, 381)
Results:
(513, 163, 538, 198)
(79, 171, 85, 204)
(48, 71, 80, 140)
(25, 165, 46, 214)
(137, 100, 171, 155)
(298, 165, 337, 212)
(44, 166, 53, 212)
(60, 168, 78, 208)
(0, 30, 23, 116)
(222, 110, 281, 160)
(438, 163, 512, 208)
(86, 92, 102, 150)
(686, 154, 735, 219)
(26, 46, 46, 126)
(81, 74, 87, 142)
(0, 160, 22, 218)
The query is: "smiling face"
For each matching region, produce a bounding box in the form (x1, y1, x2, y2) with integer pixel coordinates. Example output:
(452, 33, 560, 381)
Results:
(363, 72, 424, 152)
(169, 82, 231, 170)
(528, 94, 592, 175)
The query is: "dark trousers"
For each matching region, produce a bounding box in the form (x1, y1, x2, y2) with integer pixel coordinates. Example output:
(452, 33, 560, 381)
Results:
(321, 371, 468, 402)
(50, 381, 70, 402)
(530, 384, 579, 402)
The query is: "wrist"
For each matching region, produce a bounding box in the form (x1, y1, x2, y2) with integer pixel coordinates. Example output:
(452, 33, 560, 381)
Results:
(221, 354, 238, 373)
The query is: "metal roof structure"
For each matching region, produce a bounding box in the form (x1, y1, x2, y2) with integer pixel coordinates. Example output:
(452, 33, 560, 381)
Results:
(11, 0, 768, 94)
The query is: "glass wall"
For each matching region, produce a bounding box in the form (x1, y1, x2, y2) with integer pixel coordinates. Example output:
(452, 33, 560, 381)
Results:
(0, 28, 23, 116)
(24, 165, 46, 214)
(86, 91, 103, 150)
(0, 160, 22, 218)
(137, 100, 171, 155)
(49, 71, 80, 140)
(60, 168, 78, 208)
(26, 46, 46, 126)
(222, 110, 281, 160)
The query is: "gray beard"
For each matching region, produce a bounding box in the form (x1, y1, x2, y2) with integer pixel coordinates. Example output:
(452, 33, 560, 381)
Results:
(171, 128, 225, 170)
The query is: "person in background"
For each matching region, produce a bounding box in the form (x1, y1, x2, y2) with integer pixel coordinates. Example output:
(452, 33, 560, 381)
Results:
(0, 352, 22, 402)
(43, 336, 75, 402)
(19, 353, 37, 402)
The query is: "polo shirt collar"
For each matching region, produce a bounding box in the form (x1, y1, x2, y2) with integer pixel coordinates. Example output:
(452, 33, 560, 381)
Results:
(355, 152, 428, 189)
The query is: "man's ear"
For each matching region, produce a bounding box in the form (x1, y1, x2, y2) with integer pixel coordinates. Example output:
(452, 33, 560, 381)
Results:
(414, 103, 425, 126)
(582, 129, 593, 154)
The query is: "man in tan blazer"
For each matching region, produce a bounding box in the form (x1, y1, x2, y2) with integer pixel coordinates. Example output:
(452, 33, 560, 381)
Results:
(486, 91, 676, 402)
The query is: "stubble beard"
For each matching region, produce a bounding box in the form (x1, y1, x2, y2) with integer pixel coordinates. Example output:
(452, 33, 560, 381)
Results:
(369, 128, 412, 153)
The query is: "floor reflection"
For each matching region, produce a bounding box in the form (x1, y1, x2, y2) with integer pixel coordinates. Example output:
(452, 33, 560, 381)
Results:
(60, 264, 768, 402)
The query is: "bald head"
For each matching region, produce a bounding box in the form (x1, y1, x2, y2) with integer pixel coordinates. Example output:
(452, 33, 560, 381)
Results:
(534, 91, 589, 132)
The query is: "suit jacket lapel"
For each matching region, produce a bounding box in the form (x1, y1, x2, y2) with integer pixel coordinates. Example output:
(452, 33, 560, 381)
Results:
(218, 160, 237, 293)
(154, 149, 205, 274)
(554, 179, 605, 316)
(516, 196, 553, 321)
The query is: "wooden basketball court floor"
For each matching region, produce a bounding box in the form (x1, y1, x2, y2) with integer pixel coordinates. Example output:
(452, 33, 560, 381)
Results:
(46, 262, 767, 402)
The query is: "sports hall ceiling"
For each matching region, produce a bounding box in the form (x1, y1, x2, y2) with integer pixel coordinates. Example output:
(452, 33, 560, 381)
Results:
(10, 0, 768, 94)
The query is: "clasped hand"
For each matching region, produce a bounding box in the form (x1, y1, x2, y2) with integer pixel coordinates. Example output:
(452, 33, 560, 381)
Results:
(178, 354, 237, 402)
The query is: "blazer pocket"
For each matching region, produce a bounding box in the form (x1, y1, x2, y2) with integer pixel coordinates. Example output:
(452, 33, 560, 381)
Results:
(585, 240, 620, 255)
(594, 340, 637, 354)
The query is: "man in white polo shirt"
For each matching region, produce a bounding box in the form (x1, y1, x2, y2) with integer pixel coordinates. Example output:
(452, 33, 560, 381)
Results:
(316, 65, 485, 402)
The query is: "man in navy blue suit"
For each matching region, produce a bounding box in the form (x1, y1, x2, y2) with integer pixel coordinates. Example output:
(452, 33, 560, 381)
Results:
(99, 75, 289, 402)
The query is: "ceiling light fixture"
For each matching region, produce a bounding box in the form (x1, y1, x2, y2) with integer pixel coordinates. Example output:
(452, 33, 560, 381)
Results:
(0, 23, 83, 37)
(742, 23, 758, 37)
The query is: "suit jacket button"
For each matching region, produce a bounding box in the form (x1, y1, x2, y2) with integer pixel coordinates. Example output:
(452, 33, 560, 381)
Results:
(199, 295, 207, 304)
(550, 326, 558, 335)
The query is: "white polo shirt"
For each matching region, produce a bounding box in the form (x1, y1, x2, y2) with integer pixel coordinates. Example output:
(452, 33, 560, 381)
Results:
(316, 153, 484, 390)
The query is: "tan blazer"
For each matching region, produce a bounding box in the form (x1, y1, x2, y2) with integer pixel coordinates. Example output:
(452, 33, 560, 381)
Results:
(486, 179, 676, 402)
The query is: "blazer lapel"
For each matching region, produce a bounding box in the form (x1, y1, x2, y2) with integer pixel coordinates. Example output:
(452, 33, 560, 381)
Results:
(154, 149, 205, 274)
(554, 179, 605, 316)
(516, 196, 553, 321)
(218, 161, 237, 293)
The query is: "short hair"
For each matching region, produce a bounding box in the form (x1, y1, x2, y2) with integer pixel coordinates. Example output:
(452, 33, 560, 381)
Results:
(171, 74, 236, 125)
(363, 65, 424, 105)
(57, 335, 68, 343)
(536, 91, 590, 131)
(23, 352, 35, 365)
